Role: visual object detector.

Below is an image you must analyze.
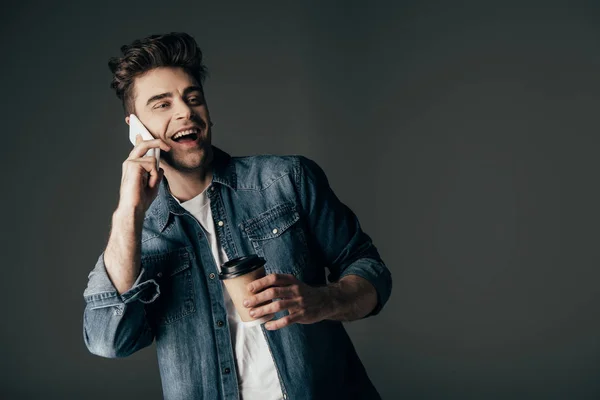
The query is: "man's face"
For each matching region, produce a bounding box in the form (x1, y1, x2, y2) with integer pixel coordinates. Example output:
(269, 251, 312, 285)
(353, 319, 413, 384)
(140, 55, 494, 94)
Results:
(127, 66, 212, 172)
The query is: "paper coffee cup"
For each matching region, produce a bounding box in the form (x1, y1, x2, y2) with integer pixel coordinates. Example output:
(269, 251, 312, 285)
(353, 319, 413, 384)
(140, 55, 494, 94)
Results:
(219, 255, 275, 325)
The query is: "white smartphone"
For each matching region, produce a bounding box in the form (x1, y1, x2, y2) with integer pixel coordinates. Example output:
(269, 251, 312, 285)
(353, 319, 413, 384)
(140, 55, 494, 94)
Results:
(129, 114, 160, 170)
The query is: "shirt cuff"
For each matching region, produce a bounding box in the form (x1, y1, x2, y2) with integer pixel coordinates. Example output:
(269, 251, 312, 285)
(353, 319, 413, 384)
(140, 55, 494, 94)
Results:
(338, 258, 392, 317)
(84, 254, 161, 310)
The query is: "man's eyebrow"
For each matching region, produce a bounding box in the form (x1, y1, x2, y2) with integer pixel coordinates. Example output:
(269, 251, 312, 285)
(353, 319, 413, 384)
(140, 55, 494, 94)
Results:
(146, 92, 172, 107)
(145, 86, 203, 107)
(183, 86, 203, 96)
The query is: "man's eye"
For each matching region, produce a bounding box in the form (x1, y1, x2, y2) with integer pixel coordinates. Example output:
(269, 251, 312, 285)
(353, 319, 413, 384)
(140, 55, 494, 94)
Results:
(188, 97, 203, 104)
(155, 102, 170, 109)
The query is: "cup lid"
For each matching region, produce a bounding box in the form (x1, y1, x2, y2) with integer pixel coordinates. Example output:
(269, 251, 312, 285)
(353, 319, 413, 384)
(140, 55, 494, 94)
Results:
(219, 254, 266, 280)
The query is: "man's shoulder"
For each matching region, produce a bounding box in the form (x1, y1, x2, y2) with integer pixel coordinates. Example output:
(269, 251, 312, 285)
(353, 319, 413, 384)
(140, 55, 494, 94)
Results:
(231, 152, 300, 170)
(229, 153, 304, 190)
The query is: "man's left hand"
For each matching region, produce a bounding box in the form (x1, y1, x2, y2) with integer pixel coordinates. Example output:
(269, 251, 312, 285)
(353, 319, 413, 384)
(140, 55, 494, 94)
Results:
(243, 273, 333, 331)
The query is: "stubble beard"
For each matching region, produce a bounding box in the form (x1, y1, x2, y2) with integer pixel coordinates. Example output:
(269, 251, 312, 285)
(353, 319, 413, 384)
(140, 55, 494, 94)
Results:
(161, 131, 213, 173)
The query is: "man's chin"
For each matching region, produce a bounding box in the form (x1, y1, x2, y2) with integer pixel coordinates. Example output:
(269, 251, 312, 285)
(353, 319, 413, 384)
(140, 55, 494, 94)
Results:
(162, 145, 212, 172)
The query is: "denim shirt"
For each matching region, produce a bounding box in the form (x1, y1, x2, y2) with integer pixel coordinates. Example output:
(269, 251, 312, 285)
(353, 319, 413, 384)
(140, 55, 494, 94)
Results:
(83, 146, 392, 400)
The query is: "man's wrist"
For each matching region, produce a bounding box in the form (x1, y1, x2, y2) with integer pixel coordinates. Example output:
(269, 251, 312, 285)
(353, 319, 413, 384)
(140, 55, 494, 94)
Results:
(113, 205, 145, 225)
(322, 275, 378, 322)
(321, 281, 348, 322)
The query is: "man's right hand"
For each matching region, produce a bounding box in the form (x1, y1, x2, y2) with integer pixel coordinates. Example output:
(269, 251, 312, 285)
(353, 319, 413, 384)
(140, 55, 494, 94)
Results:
(118, 134, 171, 213)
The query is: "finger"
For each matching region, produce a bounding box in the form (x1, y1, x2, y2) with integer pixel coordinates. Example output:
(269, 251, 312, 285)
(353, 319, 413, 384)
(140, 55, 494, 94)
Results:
(121, 158, 159, 188)
(125, 156, 160, 174)
(259, 313, 276, 322)
(247, 273, 297, 293)
(148, 167, 164, 189)
(138, 162, 157, 189)
(264, 312, 303, 331)
(244, 286, 294, 308)
(130, 139, 171, 158)
(249, 299, 295, 318)
(128, 138, 171, 160)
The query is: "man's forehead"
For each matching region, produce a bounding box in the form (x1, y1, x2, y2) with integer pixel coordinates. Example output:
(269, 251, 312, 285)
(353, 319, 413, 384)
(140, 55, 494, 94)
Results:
(133, 67, 199, 101)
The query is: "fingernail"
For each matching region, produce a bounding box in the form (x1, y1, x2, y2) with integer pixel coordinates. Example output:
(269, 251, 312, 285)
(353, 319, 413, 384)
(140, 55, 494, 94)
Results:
(249, 310, 255, 317)
(243, 300, 249, 307)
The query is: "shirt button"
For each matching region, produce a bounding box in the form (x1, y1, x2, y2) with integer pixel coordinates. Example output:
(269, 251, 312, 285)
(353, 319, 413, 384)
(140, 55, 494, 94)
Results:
(224, 367, 231, 374)
(209, 273, 216, 280)
(272, 228, 278, 234)
(210, 186, 215, 191)
(283, 394, 287, 400)
(157, 272, 163, 278)
(218, 221, 224, 227)
(217, 320, 224, 327)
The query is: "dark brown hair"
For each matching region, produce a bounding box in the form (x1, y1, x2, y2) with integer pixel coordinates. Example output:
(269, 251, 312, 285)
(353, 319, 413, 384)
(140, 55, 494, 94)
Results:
(108, 32, 208, 115)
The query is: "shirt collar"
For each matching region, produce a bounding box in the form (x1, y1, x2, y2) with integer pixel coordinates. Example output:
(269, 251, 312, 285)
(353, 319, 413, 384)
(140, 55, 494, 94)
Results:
(146, 145, 236, 232)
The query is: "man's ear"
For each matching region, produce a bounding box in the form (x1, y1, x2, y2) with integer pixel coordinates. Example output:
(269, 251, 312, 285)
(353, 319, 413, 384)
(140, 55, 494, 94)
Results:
(125, 115, 130, 126)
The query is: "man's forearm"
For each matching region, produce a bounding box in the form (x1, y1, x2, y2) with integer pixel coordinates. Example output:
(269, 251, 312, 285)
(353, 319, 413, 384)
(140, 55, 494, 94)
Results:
(325, 275, 378, 322)
(104, 206, 145, 294)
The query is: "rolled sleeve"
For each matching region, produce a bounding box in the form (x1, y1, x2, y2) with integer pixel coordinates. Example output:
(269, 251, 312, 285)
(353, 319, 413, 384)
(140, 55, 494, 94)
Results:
(83, 252, 160, 310)
(295, 156, 393, 318)
(83, 252, 158, 358)
(339, 258, 393, 317)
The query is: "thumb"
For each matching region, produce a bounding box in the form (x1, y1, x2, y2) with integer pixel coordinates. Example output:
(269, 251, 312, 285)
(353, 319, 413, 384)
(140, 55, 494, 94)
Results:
(148, 167, 164, 190)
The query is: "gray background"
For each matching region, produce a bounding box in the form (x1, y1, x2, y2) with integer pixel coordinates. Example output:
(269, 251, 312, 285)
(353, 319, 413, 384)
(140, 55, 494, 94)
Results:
(1, 0, 599, 398)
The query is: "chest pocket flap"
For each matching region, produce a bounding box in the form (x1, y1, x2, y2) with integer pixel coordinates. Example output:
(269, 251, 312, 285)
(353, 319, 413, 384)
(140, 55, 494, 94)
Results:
(142, 246, 191, 277)
(242, 202, 300, 241)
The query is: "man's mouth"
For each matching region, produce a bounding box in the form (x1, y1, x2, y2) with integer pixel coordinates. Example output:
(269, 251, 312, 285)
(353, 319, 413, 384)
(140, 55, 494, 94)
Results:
(172, 128, 199, 144)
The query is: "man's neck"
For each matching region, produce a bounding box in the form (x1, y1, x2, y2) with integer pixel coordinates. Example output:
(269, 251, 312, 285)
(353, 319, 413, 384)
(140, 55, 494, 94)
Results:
(164, 165, 214, 203)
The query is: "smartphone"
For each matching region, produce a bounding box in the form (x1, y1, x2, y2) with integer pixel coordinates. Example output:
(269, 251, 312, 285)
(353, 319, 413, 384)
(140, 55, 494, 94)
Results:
(129, 114, 160, 170)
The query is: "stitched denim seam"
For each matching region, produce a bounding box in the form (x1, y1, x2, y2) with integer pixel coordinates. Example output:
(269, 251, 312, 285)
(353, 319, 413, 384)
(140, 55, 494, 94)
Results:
(241, 202, 296, 230)
(236, 171, 292, 191)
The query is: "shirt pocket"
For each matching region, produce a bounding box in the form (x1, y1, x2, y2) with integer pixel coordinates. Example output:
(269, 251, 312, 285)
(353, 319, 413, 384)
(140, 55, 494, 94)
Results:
(142, 247, 196, 326)
(241, 202, 308, 279)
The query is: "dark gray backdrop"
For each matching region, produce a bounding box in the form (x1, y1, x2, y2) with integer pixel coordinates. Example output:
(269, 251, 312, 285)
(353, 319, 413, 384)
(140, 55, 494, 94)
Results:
(1, 0, 600, 399)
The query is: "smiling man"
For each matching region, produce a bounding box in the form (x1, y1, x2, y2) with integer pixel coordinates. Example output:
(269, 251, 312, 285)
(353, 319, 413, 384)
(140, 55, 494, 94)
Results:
(83, 32, 392, 400)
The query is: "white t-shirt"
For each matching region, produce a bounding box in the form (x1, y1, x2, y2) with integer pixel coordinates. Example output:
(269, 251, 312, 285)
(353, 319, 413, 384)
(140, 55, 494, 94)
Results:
(172, 184, 284, 400)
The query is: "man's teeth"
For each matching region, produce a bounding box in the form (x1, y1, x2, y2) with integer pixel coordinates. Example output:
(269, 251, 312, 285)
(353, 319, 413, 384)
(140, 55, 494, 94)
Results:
(173, 129, 198, 139)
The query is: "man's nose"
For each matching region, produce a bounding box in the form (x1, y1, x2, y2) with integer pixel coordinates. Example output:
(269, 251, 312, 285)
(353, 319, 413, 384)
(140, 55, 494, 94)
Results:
(174, 98, 194, 119)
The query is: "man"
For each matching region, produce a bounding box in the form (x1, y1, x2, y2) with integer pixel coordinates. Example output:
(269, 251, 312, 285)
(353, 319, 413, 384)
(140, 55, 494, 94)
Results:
(83, 32, 392, 400)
